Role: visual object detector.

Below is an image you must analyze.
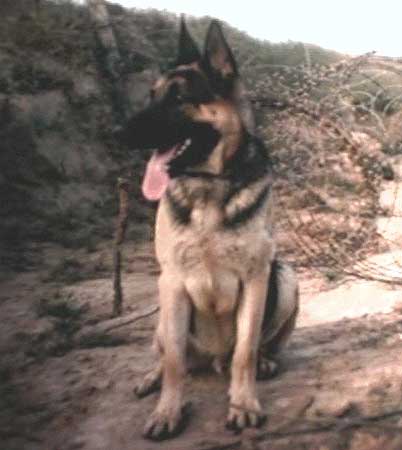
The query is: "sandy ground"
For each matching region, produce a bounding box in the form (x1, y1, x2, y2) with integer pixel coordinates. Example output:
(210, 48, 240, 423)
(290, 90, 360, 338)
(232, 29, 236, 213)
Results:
(1, 239, 402, 450)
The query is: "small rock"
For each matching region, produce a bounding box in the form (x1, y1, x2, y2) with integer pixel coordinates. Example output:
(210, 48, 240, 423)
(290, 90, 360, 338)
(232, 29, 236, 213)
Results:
(274, 395, 314, 416)
(349, 431, 395, 450)
(92, 379, 113, 391)
(67, 438, 86, 450)
(61, 392, 72, 403)
(379, 182, 402, 216)
(376, 217, 402, 244)
(393, 302, 402, 314)
(31, 318, 55, 338)
(389, 155, 402, 181)
(76, 353, 92, 363)
(268, 395, 314, 432)
(310, 396, 355, 418)
(382, 162, 394, 180)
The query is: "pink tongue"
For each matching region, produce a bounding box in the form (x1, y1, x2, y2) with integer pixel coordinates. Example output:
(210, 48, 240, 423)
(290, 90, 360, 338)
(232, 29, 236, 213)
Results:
(142, 147, 177, 201)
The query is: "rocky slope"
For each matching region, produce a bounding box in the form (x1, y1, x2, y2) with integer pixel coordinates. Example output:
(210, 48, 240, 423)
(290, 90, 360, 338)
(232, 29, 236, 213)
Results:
(0, 0, 345, 272)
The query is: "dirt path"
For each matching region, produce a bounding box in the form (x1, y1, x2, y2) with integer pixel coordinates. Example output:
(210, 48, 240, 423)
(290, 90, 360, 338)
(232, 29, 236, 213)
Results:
(1, 240, 402, 450)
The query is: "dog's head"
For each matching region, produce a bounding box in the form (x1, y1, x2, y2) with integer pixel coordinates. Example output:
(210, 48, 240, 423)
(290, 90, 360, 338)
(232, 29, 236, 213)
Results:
(119, 18, 250, 201)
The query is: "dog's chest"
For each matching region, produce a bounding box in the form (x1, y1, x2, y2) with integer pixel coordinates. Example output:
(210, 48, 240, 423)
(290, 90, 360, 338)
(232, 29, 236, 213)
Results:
(190, 200, 222, 231)
(173, 227, 264, 275)
(156, 190, 274, 315)
(176, 222, 271, 310)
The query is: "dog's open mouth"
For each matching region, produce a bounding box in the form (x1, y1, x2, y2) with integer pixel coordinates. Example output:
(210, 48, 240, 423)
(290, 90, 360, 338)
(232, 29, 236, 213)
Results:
(142, 139, 192, 201)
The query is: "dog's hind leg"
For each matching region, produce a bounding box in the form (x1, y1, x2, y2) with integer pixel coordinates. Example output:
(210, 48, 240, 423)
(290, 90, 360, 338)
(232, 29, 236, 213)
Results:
(134, 361, 162, 398)
(257, 260, 299, 380)
(143, 274, 191, 440)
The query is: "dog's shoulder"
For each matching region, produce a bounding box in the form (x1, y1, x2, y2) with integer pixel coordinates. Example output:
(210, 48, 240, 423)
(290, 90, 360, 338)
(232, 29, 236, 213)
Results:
(223, 134, 273, 229)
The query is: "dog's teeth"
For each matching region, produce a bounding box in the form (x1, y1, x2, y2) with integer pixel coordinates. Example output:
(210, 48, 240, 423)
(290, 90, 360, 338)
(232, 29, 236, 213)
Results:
(176, 139, 192, 157)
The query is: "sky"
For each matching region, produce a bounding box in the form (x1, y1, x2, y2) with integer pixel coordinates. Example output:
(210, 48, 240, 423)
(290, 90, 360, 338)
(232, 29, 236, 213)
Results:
(85, 0, 401, 57)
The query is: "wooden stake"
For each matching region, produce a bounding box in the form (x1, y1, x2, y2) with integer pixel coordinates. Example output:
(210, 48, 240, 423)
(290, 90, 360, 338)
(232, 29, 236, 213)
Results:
(113, 177, 132, 317)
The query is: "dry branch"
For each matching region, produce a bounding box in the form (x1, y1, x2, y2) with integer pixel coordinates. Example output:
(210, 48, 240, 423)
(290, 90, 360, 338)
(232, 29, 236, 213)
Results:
(254, 53, 402, 283)
(76, 304, 159, 344)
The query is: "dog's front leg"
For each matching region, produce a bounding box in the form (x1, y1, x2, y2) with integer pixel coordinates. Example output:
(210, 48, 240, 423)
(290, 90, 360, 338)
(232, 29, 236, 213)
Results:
(227, 269, 269, 431)
(143, 273, 191, 440)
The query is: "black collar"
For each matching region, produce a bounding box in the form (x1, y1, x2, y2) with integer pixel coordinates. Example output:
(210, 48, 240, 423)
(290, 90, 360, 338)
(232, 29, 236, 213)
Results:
(180, 170, 229, 180)
(176, 133, 271, 183)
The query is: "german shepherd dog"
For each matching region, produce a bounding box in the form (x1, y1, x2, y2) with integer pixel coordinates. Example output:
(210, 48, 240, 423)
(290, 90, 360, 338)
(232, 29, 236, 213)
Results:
(118, 18, 299, 440)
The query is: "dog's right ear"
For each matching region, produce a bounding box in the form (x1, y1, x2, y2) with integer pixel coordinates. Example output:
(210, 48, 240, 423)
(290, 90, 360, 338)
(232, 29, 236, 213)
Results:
(202, 20, 238, 97)
(177, 16, 201, 65)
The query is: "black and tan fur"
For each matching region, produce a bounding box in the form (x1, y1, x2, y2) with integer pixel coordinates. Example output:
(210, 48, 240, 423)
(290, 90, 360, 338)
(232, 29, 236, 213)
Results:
(118, 18, 299, 440)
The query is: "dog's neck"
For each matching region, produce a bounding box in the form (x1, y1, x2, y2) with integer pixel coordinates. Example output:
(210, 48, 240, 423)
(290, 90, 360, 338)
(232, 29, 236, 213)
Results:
(178, 132, 271, 183)
(166, 133, 272, 229)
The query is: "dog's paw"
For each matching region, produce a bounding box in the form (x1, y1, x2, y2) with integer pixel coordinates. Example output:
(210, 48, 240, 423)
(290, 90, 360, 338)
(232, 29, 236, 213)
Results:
(226, 400, 266, 432)
(134, 369, 162, 398)
(257, 357, 279, 380)
(143, 402, 191, 440)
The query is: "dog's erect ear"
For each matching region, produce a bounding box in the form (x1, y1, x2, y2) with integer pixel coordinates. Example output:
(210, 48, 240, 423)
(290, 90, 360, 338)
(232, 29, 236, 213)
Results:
(177, 16, 201, 65)
(202, 20, 238, 95)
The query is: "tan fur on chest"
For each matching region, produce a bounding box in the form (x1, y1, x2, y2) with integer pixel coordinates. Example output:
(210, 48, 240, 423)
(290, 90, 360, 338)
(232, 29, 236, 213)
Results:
(155, 193, 275, 326)
(156, 197, 273, 272)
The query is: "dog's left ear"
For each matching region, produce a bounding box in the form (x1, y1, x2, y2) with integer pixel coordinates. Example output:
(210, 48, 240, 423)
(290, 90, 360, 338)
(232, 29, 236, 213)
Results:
(203, 20, 238, 96)
(177, 15, 201, 65)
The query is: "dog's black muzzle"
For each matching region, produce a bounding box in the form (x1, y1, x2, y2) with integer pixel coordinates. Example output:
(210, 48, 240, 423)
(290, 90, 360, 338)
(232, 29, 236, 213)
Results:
(115, 100, 221, 177)
(115, 102, 189, 151)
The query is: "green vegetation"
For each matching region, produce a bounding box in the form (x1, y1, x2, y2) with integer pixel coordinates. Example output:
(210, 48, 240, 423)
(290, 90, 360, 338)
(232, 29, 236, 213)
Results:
(24, 292, 88, 357)
(37, 292, 85, 320)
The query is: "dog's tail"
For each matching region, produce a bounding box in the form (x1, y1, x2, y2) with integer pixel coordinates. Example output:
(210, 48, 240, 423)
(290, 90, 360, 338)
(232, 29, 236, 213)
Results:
(260, 259, 299, 355)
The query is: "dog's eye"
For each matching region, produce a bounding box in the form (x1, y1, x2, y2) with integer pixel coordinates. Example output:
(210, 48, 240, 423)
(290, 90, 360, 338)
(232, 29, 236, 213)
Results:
(167, 83, 185, 104)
